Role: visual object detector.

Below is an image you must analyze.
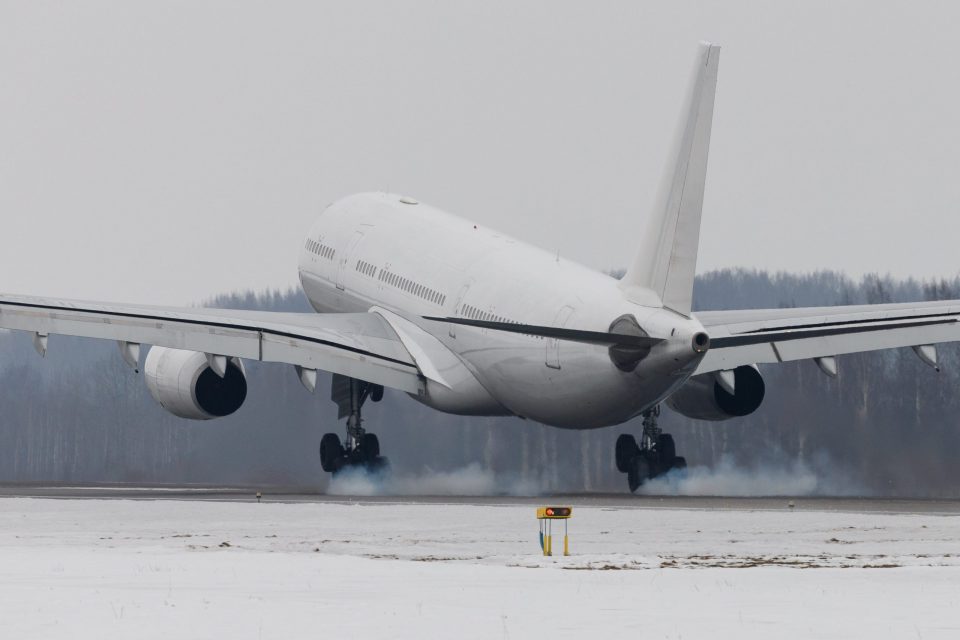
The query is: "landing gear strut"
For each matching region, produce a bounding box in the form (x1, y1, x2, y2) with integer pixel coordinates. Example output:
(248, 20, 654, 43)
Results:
(615, 405, 687, 492)
(319, 375, 388, 473)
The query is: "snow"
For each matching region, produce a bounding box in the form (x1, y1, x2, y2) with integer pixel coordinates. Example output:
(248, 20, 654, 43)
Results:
(1, 496, 958, 638)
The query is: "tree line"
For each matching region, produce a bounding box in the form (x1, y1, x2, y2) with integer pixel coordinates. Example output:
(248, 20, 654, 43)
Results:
(0, 269, 957, 496)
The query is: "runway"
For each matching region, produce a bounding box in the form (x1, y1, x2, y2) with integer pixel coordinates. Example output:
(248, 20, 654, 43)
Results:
(2, 486, 959, 638)
(1, 483, 959, 513)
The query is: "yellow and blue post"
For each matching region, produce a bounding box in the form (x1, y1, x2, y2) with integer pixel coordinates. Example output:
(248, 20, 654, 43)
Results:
(537, 506, 572, 556)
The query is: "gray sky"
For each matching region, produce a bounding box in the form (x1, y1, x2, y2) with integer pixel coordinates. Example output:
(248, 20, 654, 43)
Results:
(1, 1, 958, 305)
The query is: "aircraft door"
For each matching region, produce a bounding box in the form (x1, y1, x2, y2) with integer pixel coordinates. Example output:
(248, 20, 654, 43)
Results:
(336, 231, 365, 290)
(449, 282, 472, 337)
(545, 305, 575, 369)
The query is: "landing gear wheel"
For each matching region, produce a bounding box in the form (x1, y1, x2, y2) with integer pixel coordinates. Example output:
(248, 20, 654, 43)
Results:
(655, 433, 676, 461)
(323, 377, 393, 477)
(617, 405, 689, 491)
(652, 433, 677, 476)
(615, 434, 639, 473)
(319, 433, 343, 472)
(627, 454, 650, 493)
(359, 433, 380, 461)
(367, 456, 390, 473)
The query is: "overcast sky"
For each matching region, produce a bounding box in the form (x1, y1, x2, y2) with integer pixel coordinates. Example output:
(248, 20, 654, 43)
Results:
(1, 1, 958, 305)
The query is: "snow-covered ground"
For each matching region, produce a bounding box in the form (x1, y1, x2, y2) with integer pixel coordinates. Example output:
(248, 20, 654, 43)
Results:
(1, 496, 958, 638)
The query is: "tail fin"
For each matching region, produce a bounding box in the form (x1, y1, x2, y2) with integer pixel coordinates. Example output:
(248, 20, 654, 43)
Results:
(621, 42, 720, 316)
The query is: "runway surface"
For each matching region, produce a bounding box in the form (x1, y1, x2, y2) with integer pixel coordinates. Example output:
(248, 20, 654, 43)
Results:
(2, 486, 959, 638)
(1, 483, 959, 513)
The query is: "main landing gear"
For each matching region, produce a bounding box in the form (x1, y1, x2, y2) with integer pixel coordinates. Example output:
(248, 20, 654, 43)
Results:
(319, 375, 389, 474)
(615, 405, 687, 493)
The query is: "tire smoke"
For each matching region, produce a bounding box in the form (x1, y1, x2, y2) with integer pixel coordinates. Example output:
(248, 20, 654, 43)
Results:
(635, 454, 869, 497)
(326, 463, 544, 497)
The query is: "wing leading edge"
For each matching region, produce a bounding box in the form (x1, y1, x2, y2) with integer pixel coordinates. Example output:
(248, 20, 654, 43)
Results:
(694, 300, 960, 375)
(0, 293, 424, 394)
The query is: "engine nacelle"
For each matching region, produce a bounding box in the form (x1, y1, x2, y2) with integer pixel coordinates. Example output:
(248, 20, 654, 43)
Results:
(666, 365, 765, 421)
(144, 347, 247, 420)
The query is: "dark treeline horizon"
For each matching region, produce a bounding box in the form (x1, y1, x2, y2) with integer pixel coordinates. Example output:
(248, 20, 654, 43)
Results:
(1, 268, 959, 497)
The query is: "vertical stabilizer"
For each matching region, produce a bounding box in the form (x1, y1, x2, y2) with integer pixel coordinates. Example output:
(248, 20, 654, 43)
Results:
(621, 42, 720, 316)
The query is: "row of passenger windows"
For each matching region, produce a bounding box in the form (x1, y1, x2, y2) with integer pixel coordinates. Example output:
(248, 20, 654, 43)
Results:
(461, 303, 511, 325)
(356, 260, 377, 278)
(461, 303, 541, 339)
(378, 268, 447, 306)
(305, 238, 335, 260)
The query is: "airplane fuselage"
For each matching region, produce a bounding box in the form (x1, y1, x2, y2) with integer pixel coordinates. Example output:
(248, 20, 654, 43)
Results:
(297, 193, 707, 429)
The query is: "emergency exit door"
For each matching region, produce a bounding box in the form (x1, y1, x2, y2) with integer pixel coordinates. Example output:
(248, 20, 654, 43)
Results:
(545, 305, 575, 369)
(336, 231, 365, 290)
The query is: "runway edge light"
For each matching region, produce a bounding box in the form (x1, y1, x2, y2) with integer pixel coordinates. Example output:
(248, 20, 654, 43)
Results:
(537, 506, 572, 556)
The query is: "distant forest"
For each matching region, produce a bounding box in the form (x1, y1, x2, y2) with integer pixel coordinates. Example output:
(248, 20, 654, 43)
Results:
(1, 269, 959, 497)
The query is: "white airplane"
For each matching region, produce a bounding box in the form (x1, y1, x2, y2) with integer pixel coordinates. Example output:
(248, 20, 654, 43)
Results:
(4, 43, 957, 491)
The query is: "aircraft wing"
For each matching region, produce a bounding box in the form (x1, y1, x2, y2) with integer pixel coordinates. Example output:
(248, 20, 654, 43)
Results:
(694, 300, 960, 375)
(0, 293, 423, 394)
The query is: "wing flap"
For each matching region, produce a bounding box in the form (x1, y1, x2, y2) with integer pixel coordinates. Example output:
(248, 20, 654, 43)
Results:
(0, 301, 262, 358)
(0, 294, 424, 394)
(695, 301, 960, 374)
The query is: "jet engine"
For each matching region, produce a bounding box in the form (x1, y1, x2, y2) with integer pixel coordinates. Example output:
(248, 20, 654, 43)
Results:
(144, 347, 247, 420)
(666, 365, 765, 421)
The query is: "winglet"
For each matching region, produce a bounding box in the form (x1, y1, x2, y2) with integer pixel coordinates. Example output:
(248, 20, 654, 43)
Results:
(621, 42, 721, 317)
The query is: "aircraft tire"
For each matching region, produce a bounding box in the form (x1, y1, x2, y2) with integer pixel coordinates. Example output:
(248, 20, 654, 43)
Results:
(656, 433, 676, 461)
(367, 456, 390, 473)
(359, 433, 380, 461)
(320, 433, 343, 472)
(628, 454, 650, 493)
(615, 434, 639, 473)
